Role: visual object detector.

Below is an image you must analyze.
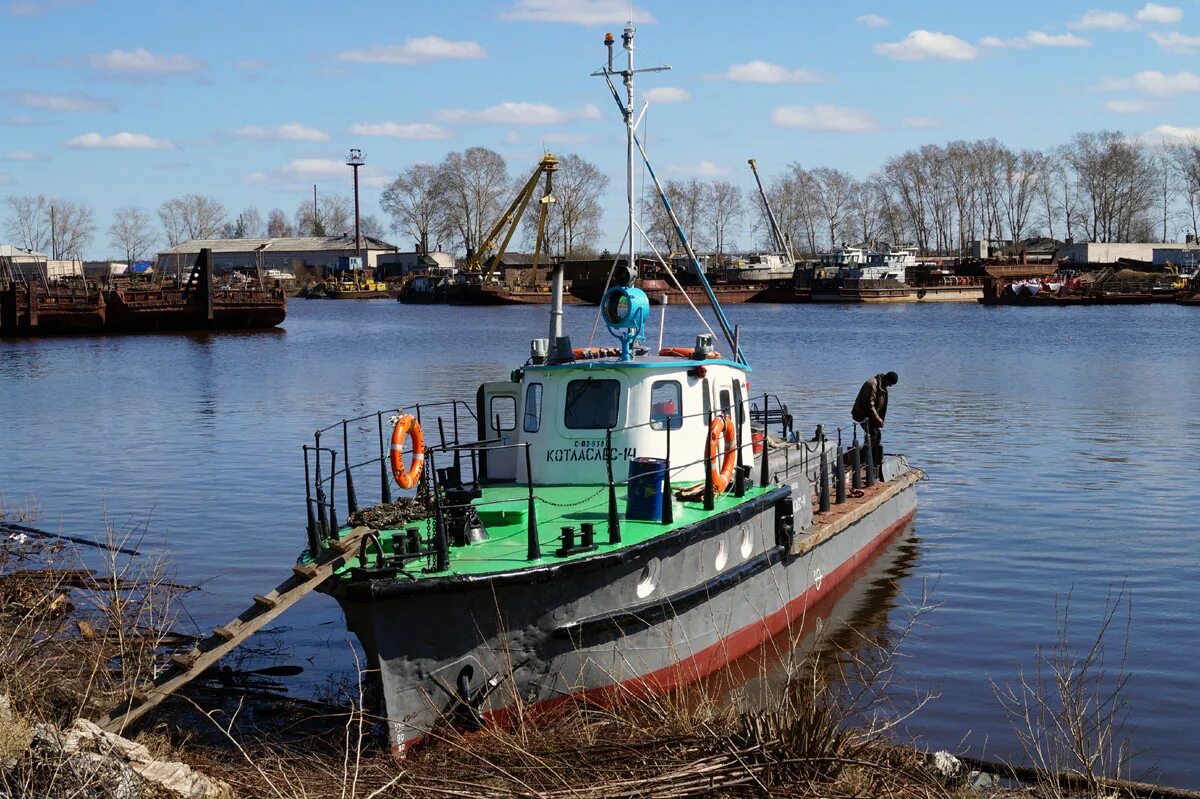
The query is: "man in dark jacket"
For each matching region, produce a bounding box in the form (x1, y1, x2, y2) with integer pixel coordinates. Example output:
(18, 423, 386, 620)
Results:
(852, 371, 898, 475)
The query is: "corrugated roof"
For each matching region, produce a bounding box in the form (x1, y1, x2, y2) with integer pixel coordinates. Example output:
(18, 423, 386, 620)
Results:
(158, 235, 396, 255)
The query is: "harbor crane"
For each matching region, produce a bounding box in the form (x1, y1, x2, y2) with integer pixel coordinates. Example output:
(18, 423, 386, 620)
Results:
(748, 158, 795, 265)
(464, 153, 559, 281)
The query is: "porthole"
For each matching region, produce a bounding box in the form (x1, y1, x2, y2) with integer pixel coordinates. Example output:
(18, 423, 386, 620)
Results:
(739, 526, 753, 559)
(636, 558, 661, 598)
(714, 538, 728, 571)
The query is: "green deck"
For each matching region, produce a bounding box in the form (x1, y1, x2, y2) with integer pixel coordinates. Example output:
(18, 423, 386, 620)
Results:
(331, 482, 775, 580)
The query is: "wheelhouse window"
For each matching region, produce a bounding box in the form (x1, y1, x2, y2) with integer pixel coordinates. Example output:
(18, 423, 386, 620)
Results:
(650, 380, 682, 430)
(491, 395, 516, 431)
(523, 383, 542, 433)
(564, 379, 621, 429)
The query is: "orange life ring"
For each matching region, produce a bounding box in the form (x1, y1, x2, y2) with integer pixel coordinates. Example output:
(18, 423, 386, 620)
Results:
(708, 415, 737, 493)
(389, 414, 425, 490)
(659, 347, 721, 359)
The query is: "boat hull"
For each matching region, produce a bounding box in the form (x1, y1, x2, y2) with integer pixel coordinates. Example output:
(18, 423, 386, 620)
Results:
(330, 458, 918, 752)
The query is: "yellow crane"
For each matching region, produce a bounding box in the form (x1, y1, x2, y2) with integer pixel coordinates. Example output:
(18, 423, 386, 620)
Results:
(464, 153, 558, 280)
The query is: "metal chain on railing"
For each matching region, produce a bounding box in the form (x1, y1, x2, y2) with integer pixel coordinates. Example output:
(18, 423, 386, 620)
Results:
(534, 485, 609, 508)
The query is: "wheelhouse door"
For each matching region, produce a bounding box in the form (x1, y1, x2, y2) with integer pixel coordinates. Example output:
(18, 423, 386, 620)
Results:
(477, 382, 520, 483)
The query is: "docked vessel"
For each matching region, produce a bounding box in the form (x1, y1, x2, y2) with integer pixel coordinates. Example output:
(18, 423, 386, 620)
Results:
(299, 26, 922, 753)
(1, 248, 286, 335)
(838, 246, 984, 303)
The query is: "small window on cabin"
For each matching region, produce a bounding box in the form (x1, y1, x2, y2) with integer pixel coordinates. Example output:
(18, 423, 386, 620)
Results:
(564, 379, 621, 429)
(491, 395, 517, 431)
(650, 381, 682, 431)
(719, 389, 733, 419)
(523, 383, 542, 433)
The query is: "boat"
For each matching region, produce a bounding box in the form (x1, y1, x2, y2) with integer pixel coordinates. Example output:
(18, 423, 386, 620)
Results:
(1, 248, 286, 335)
(836, 246, 984, 303)
(299, 25, 922, 754)
(803, 245, 865, 302)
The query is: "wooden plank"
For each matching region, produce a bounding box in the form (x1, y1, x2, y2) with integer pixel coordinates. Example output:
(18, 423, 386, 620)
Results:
(95, 526, 371, 734)
(252, 594, 278, 609)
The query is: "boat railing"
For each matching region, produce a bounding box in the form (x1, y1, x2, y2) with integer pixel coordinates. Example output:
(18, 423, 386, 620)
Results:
(303, 396, 875, 577)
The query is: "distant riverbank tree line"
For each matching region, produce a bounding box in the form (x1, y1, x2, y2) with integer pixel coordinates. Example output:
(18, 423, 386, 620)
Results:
(4, 132, 1200, 262)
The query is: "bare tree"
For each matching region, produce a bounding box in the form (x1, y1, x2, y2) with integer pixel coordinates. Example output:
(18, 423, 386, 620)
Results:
(380, 162, 445, 252)
(438, 147, 509, 255)
(359, 213, 387, 240)
(234, 206, 263, 238)
(266, 208, 293, 238)
(158, 194, 227, 244)
(706, 180, 743, 257)
(3, 194, 52, 253)
(49, 200, 95, 259)
(295, 193, 352, 237)
(1064, 131, 1154, 243)
(809, 167, 855, 248)
(108, 206, 157, 264)
(1000, 149, 1045, 246)
(848, 178, 885, 246)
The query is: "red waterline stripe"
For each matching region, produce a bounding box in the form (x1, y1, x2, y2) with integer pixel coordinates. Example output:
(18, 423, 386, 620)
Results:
(396, 504, 917, 755)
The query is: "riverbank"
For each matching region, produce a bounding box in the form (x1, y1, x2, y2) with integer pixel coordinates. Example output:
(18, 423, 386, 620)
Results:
(5, 521, 1188, 799)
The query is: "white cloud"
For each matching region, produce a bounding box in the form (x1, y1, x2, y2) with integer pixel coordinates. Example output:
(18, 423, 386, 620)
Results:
(856, 14, 889, 28)
(1136, 3, 1182, 24)
(1149, 31, 1200, 54)
(1105, 98, 1160, 113)
(1103, 70, 1200, 96)
(642, 86, 691, 103)
(338, 36, 485, 65)
(15, 91, 111, 112)
(348, 121, 451, 139)
(875, 30, 978, 61)
(501, 0, 654, 25)
(1152, 124, 1200, 139)
(236, 58, 268, 70)
(715, 60, 823, 83)
(667, 160, 730, 177)
(903, 116, 940, 128)
(280, 158, 345, 178)
(3, 115, 39, 126)
(1069, 10, 1135, 30)
(504, 131, 522, 144)
(87, 48, 202, 75)
(244, 171, 269, 184)
(4, 150, 49, 161)
(232, 122, 331, 142)
(982, 31, 1091, 48)
(438, 102, 601, 125)
(772, 104, 880, 133)
(64, 131, 174, 150)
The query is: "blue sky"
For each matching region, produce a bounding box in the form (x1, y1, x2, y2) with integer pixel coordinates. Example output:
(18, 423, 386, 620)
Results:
(2, 0, 1198, 256)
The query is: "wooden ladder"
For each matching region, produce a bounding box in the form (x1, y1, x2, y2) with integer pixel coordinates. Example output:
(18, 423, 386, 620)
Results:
(95, 526, 372, 734)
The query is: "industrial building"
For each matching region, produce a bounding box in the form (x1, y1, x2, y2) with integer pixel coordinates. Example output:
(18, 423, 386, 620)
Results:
(0, 244, 83, 281)
(156, 235, 399, 275)
(1057, 241, 1199, 265)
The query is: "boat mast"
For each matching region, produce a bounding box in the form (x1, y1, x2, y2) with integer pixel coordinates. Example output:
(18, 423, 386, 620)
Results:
(595, 26, 668, 286)
(748, 158, 794, 265)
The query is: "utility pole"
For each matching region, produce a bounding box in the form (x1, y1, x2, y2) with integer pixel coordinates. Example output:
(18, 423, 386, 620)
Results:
(312, 184, 318, 236)
(49, 204, 58, 260)
(346, 148, 365, 263)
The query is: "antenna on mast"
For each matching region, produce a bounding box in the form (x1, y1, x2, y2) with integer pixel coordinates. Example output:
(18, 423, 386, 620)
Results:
(592, 25, 669, 291)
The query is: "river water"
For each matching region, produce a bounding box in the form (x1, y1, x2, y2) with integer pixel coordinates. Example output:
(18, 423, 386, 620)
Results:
(2, 299, 1196, 786)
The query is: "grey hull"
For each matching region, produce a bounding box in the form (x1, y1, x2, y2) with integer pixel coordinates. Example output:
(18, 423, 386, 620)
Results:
(333, 457, 919, 750)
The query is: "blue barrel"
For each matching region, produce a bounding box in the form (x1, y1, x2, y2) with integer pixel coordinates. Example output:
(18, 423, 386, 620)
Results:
(626, 457, 667, 522)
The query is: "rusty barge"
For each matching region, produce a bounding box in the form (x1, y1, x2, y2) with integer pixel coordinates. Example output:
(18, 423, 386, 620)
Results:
(1, 248, 286, 336)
